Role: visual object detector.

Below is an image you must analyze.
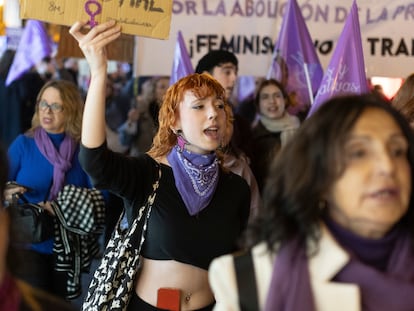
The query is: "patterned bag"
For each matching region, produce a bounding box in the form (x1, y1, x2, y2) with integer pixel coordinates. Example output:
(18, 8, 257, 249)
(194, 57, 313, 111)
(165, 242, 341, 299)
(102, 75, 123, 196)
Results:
(82, 166, 161, 311)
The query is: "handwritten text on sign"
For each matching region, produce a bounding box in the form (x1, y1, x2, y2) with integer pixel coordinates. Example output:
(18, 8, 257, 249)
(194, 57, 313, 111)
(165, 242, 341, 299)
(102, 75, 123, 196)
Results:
(20, 0, 173, 39)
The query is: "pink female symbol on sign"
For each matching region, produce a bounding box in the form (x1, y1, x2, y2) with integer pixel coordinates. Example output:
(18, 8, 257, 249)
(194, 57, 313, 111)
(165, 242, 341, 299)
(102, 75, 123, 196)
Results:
(85, 0, 102, 28)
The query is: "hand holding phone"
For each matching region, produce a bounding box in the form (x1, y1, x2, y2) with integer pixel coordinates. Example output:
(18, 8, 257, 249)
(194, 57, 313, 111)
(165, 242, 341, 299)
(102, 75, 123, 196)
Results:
(4, 181, 33, 203)
(5, 181, 33, 191)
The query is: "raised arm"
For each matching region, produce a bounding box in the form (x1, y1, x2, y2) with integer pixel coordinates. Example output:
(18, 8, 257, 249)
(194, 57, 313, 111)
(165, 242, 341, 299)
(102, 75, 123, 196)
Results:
(69, 20, 121, 148)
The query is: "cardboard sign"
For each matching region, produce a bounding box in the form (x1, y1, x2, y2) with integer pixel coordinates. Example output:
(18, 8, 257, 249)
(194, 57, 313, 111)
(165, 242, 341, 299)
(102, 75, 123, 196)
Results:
(56, 26, 135, 62)
(19, 0, 173, 39)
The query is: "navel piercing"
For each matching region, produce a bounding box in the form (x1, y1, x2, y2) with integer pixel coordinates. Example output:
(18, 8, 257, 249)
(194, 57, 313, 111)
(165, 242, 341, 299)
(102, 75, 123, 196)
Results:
(185, 293, 192, 303)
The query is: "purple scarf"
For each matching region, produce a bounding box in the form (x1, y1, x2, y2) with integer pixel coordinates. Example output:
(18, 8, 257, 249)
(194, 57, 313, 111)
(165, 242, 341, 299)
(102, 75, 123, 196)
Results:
(167, 143, 219, 216)
(264, 238, 315, 311)
(265, 224, 414, 311)
(34, 127, 77, 200)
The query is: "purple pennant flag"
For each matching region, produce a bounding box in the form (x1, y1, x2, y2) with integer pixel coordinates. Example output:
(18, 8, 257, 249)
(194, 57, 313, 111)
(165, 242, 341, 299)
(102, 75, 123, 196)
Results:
(307, 0, 369, 117)
(237, 75, 256, 102)
(267, 0, 323, 115)
(170, 30, 194, 85)
(6, 20, 53, 86)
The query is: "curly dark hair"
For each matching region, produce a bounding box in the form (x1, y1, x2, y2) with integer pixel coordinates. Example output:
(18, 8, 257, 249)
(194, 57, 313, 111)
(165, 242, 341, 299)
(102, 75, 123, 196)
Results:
(242, 93, 414, 252)
(195, 50, 238, 74)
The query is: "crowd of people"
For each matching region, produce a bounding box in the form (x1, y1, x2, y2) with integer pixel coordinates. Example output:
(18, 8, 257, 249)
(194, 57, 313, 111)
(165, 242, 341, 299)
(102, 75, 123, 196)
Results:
(1, 18, 414, 311)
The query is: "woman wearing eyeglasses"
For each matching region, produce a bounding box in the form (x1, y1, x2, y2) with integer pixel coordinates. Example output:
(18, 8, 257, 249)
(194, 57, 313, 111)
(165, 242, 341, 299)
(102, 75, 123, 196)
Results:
(4, 80, 95, 299)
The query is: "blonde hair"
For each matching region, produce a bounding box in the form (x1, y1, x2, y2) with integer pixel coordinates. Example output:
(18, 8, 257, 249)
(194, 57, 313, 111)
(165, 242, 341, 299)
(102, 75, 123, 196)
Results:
(28, 80, 84, 142)
(148, 73, 231, 159)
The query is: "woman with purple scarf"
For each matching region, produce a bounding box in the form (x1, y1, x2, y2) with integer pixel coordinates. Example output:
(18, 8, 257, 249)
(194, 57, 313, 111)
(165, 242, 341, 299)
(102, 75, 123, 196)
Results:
(4, 80, 93, 298)
(209, 94, 414, 311)
(70, 20, 250, 311)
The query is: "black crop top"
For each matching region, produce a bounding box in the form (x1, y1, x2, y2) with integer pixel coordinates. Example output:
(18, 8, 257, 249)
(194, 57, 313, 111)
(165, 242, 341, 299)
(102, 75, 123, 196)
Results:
(79, 143, 251, 270)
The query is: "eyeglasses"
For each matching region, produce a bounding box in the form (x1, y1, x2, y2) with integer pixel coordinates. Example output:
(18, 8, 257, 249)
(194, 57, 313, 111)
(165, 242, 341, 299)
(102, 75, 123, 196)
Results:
(38, 100, 63, 113)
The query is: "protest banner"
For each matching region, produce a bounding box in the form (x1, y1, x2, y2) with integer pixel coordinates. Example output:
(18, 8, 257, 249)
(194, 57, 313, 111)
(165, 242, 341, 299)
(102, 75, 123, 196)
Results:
(135, 0, 414, 78)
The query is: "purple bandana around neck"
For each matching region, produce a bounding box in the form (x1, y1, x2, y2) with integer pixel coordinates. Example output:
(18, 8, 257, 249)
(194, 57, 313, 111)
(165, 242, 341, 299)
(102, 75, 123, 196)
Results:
(167, 144, 219, 216)
(34, 127, 77, 200)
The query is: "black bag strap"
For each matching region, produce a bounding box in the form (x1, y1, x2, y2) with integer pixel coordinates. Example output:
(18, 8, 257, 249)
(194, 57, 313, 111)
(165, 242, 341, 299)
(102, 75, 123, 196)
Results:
(234, 250, 259, 311)
(17, 179, 53, 205)
(118, 164, 161, 245)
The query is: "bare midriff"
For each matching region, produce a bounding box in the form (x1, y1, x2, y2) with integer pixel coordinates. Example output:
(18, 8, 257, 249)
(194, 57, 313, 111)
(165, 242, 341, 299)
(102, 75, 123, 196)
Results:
(135, 257, 215, 310)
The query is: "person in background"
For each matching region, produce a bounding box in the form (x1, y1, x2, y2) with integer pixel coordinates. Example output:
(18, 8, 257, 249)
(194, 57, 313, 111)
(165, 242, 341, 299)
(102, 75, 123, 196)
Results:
(118, 76, 170, 155)
(35, 56, 56, 82)
(107, 76, 168, 246)
(209, 94, 414, 310)
(250, 79, 300, 193)
(195, 50, 238, 102)
(371, 84, 387, 101)
(4, 80, 99, 299)
(195, 50, 260, 212)
(63, 58, 80, 86)
(221, 117, 261, 218)
(70, 20, 250, 310)
(0, 49, 45, 147)
(235, 76, 265, 127)
(394, 97, 414, 129)
(391, 73, 414, 130)
(107, 61, 132, 97)
(0, 143, 76, 311)
(195, 50, 253, 160)
(103, 76, 132, 246)
(392, 73, 414, 110)
(105, 75, 131, 154)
